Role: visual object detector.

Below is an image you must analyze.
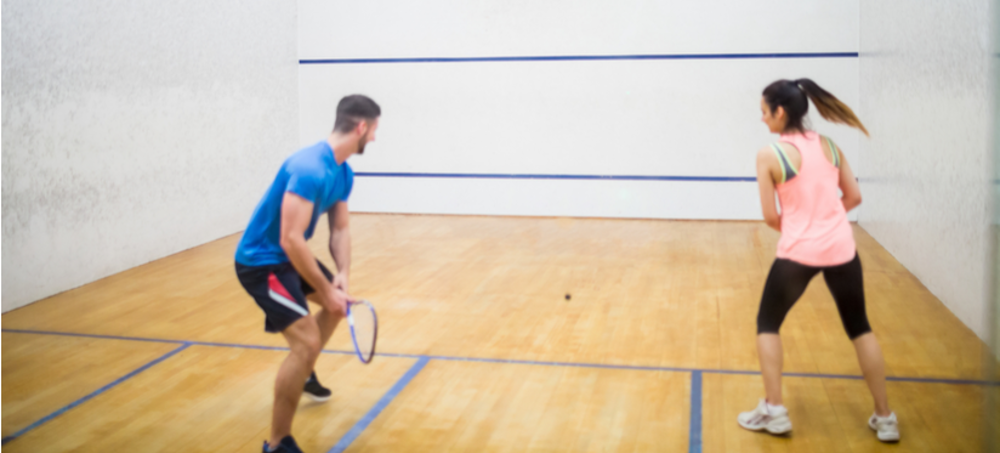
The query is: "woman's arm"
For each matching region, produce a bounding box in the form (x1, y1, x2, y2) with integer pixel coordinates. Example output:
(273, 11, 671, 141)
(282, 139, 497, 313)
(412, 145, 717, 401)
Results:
(838, 151, 862, 212)
(756, 147, 781, 232)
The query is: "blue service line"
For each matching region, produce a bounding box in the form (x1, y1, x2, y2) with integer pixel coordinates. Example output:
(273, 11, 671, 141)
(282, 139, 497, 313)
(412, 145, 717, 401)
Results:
(1, 342, 192, 446)
(355, 172, 757, 182)
(300, 52, 859, 65)
(2, 329, 994, 386)
(689, 371, 703, 453)
(328, 357, 431, 453)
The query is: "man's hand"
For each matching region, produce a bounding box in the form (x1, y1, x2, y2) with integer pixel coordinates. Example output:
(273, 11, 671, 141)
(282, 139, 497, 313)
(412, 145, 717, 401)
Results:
(319, 284, 350, 316)
(333, 272, 349, 294)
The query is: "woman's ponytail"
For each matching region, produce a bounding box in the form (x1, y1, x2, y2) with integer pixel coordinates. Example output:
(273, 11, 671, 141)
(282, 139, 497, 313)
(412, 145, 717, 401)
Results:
(794, 78, 869, 137)
(762, 78, 869, 137)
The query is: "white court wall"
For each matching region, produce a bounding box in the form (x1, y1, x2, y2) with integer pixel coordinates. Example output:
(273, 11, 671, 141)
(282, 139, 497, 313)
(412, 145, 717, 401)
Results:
(298, 0, 864, 220)
(1, 0, 298, 311)
(859, 0, 995, 339)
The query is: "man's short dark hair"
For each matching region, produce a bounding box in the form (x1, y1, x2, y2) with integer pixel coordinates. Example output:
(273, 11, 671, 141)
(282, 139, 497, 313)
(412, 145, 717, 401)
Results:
(333, 95, 381, 133)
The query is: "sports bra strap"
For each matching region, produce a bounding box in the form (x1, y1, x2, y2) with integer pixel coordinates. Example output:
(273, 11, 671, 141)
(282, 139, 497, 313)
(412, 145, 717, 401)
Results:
(824, 137, 841, 168)
(770, 143, 798, 184)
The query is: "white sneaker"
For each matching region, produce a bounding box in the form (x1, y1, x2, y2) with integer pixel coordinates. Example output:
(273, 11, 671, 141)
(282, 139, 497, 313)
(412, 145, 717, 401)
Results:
(738, 399, 792, 435)
(868, 412, 900, 442)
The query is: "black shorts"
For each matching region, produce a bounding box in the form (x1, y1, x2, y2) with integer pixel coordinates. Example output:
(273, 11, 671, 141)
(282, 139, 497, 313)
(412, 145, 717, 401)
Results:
(757, 253, 872, 340)
(235, 260, 334, 333)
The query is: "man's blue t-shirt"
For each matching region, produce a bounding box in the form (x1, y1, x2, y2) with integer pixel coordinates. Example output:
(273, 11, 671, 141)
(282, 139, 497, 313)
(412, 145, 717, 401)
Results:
(235, 140, 354, 266)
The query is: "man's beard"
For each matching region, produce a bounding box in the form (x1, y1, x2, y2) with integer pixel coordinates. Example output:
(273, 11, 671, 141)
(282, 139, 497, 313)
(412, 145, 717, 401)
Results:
(358, 139, 367, 155)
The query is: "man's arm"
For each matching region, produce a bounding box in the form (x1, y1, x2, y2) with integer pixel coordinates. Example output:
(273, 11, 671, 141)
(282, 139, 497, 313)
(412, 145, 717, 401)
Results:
(280, 192, 346, 314)
(328, 201, 351, 293)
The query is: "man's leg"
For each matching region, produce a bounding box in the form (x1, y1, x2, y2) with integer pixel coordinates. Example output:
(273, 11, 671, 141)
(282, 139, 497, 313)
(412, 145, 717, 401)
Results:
(271, 314, 322, 447)
(300, 261, 343, 401)
(307, 293, 344, 348)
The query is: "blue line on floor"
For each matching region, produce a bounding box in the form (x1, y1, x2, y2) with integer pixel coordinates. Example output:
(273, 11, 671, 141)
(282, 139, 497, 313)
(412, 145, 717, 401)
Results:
(328, 357, 431, 453)
(0, 328, 348, 354)
(1, 343, 190, 445)
(689, 371, 703, 453)
(3, 329, 994, 386)
(374, 351, 997, 386)
(885, 375, 991, 385)
(2, 328, 183, 345)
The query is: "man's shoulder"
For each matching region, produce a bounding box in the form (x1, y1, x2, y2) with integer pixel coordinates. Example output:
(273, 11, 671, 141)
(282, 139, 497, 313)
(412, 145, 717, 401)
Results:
(287, 141, 327, 163)
(284, 142, 329, 175)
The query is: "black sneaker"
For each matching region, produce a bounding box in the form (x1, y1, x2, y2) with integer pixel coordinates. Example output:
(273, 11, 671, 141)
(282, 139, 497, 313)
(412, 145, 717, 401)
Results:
(263, 435, 303, 453)
(303, 371, 331, 402)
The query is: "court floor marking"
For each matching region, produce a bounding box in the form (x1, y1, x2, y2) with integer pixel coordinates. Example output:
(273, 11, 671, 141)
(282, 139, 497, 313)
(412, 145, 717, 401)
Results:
(4, 328, 995, 452)
(689, 371, 703, 453)
(3, 328, 989, 386)
(1, 342, 191, 446)
(328, 357, 430, 453)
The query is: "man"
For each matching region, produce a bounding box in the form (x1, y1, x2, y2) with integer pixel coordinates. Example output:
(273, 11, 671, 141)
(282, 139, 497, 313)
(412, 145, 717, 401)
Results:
(234, 95, 380, 453)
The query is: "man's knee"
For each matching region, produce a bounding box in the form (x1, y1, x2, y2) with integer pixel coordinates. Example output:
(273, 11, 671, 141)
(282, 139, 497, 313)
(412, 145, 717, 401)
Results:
(316, 306, 344, 321)
(294, 335, 321, 364)
(286, 317, 322, 359)
(305, 329, 322, 351)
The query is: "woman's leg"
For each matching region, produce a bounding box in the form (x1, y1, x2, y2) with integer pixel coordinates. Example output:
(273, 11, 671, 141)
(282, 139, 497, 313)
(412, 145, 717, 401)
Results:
(756, 258, 820, 405)
(823, 254, 890, 416)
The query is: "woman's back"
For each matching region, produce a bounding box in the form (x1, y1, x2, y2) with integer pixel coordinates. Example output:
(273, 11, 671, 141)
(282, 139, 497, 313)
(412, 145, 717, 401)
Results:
(773, 131, 855, 267)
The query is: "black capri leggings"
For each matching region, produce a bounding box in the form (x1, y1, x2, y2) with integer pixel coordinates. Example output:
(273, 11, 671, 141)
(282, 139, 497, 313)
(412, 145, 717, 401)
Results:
(757, 253, 872, 340)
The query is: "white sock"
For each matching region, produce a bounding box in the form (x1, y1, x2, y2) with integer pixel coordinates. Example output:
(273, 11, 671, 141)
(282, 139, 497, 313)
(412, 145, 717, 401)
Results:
(766, 402, 786, 413)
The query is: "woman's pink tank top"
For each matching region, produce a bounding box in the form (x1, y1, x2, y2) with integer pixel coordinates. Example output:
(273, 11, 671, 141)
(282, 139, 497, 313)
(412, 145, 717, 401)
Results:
(774, 131, 856, 267)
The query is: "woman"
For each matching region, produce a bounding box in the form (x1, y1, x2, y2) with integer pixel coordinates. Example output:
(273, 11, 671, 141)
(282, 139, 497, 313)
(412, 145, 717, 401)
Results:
(737, 79, 899, 442)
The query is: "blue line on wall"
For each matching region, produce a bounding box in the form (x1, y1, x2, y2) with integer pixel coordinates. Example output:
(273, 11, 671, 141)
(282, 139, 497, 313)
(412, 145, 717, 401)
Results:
(328, 357, 430, 453)
(356, 172, 756, 182)
(300, 52, 858, 65)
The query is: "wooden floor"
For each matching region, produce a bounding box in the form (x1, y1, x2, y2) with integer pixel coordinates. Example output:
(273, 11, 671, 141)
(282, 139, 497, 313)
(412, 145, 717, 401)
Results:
(2, 214, 996, 452)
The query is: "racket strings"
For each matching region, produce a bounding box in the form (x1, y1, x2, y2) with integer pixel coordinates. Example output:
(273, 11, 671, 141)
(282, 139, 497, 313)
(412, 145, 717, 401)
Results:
(349, 301, 378, 362)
